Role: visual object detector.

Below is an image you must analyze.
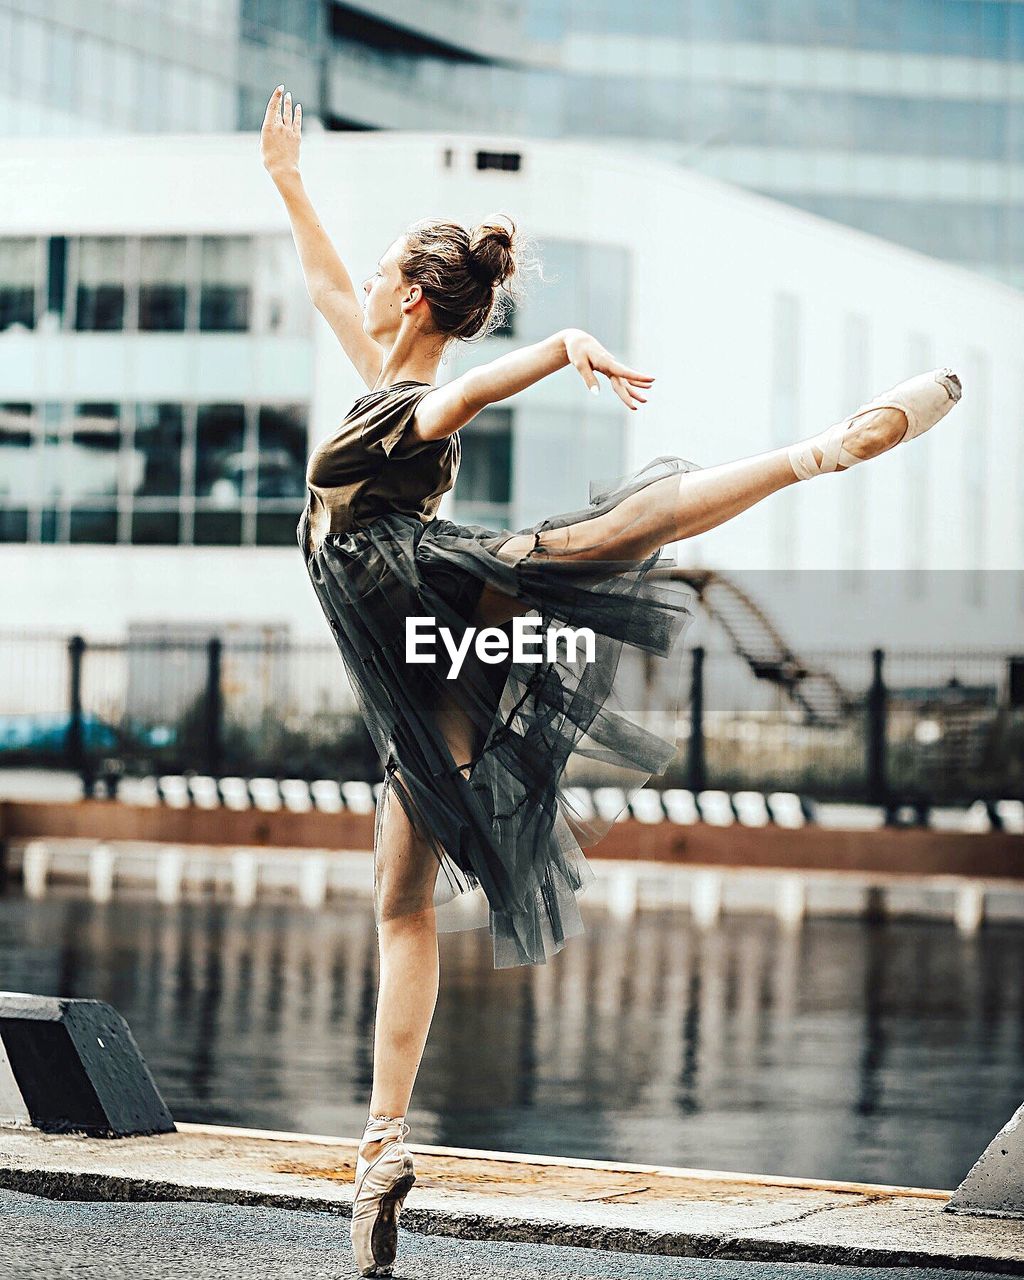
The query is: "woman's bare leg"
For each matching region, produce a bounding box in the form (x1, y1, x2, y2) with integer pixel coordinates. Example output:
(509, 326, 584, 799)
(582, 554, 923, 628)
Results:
(359, 700, 479, 1165)
(473, 405, 908, 628)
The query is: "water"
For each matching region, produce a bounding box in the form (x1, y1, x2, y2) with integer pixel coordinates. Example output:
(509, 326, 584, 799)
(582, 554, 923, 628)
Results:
(2, 889, 1022, 1192)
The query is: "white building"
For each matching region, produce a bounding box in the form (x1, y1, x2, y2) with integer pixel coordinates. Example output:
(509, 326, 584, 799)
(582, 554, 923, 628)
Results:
(1, 130, 1022, 651)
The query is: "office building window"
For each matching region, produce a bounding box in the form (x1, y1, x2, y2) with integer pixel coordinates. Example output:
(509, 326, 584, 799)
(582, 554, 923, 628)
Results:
(139, 237, 188, 331)
(515, 239, 630, 351)
(196, 403, 247, 502)
(131, 404, 184, 500)
(451, 408, 513, 527)
(0, 238, 38, 331)
(0, 398, 308, 547)
(74, 237, 126, 331)
(199, 236, 252, 331)
(0, 403, 35, 541)
(257, 404, 308, 498)
(6, 233, 310, 335)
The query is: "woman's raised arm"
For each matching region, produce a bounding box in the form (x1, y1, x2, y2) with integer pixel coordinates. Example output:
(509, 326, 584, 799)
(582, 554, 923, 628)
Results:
(260, 85, 383, 389)
(411, 328, 656, 444)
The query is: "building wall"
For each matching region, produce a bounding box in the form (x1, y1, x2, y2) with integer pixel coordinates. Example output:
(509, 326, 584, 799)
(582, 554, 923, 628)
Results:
(1, 131, 1022, 649)
(3, 1, 1020, 290)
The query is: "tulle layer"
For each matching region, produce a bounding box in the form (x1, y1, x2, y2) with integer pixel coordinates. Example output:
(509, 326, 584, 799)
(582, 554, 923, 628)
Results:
(298, 453, 703, 968)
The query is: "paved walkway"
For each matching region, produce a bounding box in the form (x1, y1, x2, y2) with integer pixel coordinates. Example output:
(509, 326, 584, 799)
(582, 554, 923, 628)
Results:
(0, 1123, 1021, 1275)
(2, 1186, 1018, 1280)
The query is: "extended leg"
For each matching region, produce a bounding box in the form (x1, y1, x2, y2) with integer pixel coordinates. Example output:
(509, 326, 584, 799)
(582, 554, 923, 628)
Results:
(472, 405, 909, 629)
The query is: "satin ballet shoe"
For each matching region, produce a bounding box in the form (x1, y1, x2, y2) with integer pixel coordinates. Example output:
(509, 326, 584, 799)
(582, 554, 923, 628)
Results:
(351, 1114, 416, 1277)
(787, 368, 963, 480)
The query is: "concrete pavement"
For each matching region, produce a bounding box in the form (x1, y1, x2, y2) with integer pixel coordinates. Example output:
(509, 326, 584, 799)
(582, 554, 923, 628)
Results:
(2, 1186, 1020, 1280)
(1, 1122, 1022, 1275)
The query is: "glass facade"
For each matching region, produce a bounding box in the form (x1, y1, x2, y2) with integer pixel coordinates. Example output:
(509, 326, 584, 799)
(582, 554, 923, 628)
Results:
(0, 230, 310, 547)
(513, 0, 1024, 289)
(0, 398, 308, 547)
(446, 236, 633, 529)
(0, 233, 307, 336)
(5, 1, 1018, 288)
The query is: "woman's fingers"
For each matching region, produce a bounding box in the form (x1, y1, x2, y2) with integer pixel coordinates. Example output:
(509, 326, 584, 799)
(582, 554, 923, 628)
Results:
(604, 358, 654, 383)
(263, 85, 284, 125)
(610, 375, 646, 410)
(572, 356, 598, 394)
(283, 90, 293, 126)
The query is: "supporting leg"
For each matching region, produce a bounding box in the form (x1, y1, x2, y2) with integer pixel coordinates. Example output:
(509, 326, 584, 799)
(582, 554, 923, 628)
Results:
(359, 694, 482, 1167)
(358, 776, 440, 1166)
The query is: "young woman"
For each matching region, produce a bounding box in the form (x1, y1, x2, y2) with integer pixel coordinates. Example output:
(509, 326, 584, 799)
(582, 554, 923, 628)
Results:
(262, 86, 963, 1276)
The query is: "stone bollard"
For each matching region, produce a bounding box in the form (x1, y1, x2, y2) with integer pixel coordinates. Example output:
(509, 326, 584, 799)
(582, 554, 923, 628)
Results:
(607, 866, 639, 919)
(775, 874, 806, 926)
(231, 851, 259, 907)
(298, 855, 328, 909)
(22, 841, 51, 900)
(87, 844, 116, 904)
(953, 882, 986, 935)
(691, 869, 723, 926)
(0, 994, 175, 1137)
(946, 1100, 1024, 1218)
(155, 848, 186, 906)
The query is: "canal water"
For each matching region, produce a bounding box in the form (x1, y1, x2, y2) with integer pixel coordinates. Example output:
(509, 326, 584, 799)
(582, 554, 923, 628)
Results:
(1, 888, 1021, 1191)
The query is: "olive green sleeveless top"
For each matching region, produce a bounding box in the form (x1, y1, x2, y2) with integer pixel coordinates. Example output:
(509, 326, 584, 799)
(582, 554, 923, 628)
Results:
(302, 381, 460, 557)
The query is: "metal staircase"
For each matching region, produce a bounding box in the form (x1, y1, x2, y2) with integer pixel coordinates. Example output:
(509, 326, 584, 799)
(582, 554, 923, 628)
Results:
(674, 569, 856, 726)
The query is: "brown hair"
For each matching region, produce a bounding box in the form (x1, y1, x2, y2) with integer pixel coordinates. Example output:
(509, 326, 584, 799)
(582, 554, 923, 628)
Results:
(396, 214, 538, 347)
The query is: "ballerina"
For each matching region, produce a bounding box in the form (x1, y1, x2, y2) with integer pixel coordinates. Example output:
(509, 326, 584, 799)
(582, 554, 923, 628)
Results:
(262, 85, 963, 1277)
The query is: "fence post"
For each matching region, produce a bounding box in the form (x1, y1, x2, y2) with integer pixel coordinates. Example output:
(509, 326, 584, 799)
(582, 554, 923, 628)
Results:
(867, 646, 889, 813)
(688, 645, 707, 795)
(205, 636, 223, 778)
(66, 634, 93, 796)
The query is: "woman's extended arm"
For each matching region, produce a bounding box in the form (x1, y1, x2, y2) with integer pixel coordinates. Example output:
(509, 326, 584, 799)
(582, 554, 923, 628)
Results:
(412, 328, 656, 444)
(260, 85, 382, 389)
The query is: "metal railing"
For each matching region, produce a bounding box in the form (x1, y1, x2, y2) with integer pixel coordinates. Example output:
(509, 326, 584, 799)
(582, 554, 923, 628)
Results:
(0, 630, 1021, 810)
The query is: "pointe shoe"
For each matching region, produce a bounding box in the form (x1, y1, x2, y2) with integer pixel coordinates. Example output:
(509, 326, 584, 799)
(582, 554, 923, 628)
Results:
(351, 1114, 416, 1277)
(787, 368, 963, 480)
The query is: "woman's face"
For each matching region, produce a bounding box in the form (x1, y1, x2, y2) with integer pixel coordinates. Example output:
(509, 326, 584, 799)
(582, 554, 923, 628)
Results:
(361, 237, 421, 342)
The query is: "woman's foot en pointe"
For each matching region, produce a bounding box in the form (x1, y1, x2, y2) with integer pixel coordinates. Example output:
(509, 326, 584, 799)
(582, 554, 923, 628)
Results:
(351, 1113, 416, 1277)
(787, 368, 963, 480)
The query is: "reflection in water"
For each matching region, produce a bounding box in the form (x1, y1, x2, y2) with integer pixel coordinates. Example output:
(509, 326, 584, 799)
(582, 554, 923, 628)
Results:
(1, 889, 1022, 1190)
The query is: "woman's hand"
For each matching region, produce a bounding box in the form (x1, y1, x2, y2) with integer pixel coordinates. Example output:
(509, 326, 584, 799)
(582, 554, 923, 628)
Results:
(260, 85, 302, 182)
(563, 328, 655, 410)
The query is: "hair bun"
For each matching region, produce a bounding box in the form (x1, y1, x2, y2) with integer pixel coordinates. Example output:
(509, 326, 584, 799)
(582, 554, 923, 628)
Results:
(468, 217, 517, 289)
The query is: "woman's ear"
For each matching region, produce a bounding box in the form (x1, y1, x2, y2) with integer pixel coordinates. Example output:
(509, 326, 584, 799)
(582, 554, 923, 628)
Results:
(401, 281, 423, 313)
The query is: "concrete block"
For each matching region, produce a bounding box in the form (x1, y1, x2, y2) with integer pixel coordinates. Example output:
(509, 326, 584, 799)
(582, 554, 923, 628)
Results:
(661, 789, 700, 824)
(0, 994, 174, 1138)
(22, 841, 50, 900)
(231, 852, 259, 907)
(341, 781, 375, 814)
(155, 848, 185, 906)
(954, 882, 986, 934)
(309, 779, 343, 812)
(697, 791, 735, 826)
(87, 845, 116, 905)
(776, 874, 806, 925)
(298, 855, 328, 909)
(692, 869, 723, 926)
(947, 1101, 1024, 1218)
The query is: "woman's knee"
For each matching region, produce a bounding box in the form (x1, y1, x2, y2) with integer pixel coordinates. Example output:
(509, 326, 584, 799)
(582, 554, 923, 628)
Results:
(373, 776, 440, 924)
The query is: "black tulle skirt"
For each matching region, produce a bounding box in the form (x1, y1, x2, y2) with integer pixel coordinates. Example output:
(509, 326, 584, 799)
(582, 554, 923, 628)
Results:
(297, 454, 703, 968)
